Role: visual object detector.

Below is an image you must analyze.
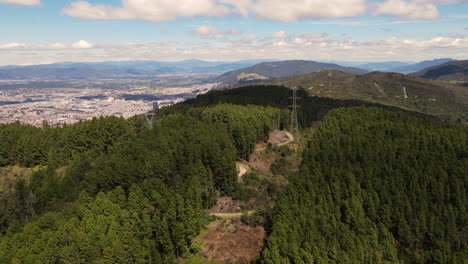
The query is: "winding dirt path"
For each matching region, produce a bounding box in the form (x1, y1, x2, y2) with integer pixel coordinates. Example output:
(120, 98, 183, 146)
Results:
(210, 211, 255, 218)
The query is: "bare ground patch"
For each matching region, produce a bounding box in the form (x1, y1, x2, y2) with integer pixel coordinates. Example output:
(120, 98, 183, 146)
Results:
(267, 130, 294, 146)
(235, 161, 250, 183)
(199, 218, 265, 264)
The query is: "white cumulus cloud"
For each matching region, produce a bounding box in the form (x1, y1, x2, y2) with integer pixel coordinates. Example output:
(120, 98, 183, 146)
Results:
(272, 30, 287, 39)
(240, 34, 257, 43)
(62, 0, 368, 23)
(193, 25, 224, 39)
(71, 40, 94, 49)
(50, 43, 67, 49)
(0, 41, 94, 50)
(62, 0, 231, 22)
(374, 0, 441, 19)
(0, 0, 41, 6)
(225, 0, 367, 22)
(0, 42, 26, 49)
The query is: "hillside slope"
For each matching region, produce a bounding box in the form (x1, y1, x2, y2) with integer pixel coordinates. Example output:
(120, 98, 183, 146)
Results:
(253, 70, 468, 121)
(410, 60, 468, 83)
(262, 107, 467, 263)
(213, 60, 368, 85)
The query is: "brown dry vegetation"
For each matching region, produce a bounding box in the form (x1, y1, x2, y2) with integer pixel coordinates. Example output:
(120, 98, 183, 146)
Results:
(210, 195, 245, 213)
(199, 218, 266, 264)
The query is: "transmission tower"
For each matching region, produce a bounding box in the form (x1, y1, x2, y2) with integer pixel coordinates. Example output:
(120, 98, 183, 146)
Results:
(144, 101, 160, 129)
(145, 111, 156, 129)
(289, 86, 301, 144)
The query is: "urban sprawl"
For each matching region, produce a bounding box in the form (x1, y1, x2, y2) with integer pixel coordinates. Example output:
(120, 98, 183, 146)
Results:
(0, 84, 215, 127)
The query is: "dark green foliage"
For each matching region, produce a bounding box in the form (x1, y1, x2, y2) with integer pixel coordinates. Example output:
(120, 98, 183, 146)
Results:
(262, 107, 467, 263)
(1, 84, 465, 263)
(0, 116, 136, 168)
(0, 103, 284, 263)
(167, 85, 441, 130)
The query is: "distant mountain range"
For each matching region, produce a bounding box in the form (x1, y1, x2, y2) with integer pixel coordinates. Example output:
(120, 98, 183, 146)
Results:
(0, 60, 271, 80)
(385, 58, 454, 73)
(0, 58, 461, 82)
(356, 61, 412, 71)
(213, 60, 368, 85)
(410, 60, 468, 83)
(318, 59, 454, 73)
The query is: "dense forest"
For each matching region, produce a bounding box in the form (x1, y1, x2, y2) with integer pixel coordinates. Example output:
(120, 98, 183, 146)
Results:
(262, 107, 467, 263)
(0, 85, 466, 263)
(0, 103, 287, 263)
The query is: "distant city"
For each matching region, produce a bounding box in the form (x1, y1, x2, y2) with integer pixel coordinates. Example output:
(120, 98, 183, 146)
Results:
(0, 82, 215, 127)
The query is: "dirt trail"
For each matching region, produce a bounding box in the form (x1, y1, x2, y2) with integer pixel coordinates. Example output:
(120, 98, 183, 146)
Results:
(210, 211, 255, 219)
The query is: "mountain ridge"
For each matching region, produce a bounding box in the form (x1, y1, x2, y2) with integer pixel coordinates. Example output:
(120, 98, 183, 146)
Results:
(213, 60, 368, 85)
(231, 70, 468, 121)
(386, 58, 454, 73)
(410, 60, 468, 83)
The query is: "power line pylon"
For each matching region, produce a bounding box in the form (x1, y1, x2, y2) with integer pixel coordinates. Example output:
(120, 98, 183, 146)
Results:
(289, 86, 301, 144)
(145, 112, 156, 129)
(145, 101, 160, 129)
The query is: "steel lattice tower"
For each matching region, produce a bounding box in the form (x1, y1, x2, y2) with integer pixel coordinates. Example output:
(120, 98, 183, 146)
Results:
(289, 86, 301, 144)
(145, 112, 156, 129)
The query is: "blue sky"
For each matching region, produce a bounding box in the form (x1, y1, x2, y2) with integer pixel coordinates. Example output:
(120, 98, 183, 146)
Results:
(0, 0, 467, 65)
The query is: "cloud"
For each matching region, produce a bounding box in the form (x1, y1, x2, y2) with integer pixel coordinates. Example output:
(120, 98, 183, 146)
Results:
(63, 0, 369, 23)
(0, 41, 94, 50)
(420, 0, 468, 3)
(272, 30, 287, 39)
(2, 35, 468, 65)
(193, 25, 224, 40)
(50, 43, 67, 49)
(61, 0, 468, 22)
(374, 0, 440, 19)
(62, 0, 231, 22)
(0, 42, 26, 49)
(239, 34, 257, 43)
(0, 0, 41, 6)
(71, 40, 94, 49)
(226, 29, 243, 36)
(192, 26, 245, 40)
(225, 0, 367, 22)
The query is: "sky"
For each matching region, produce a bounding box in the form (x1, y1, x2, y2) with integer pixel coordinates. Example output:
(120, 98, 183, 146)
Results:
(0, 0, 467, 65)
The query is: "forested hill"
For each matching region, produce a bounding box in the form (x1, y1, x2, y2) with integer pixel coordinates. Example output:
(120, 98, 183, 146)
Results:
(262, 107, 467, 263)
(410, 60, 468, 83)
(0, 85, 466, 263)
(0, 102, 288, 263)
(248, 71, 468, 122)
(165, 85, 440, 125)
